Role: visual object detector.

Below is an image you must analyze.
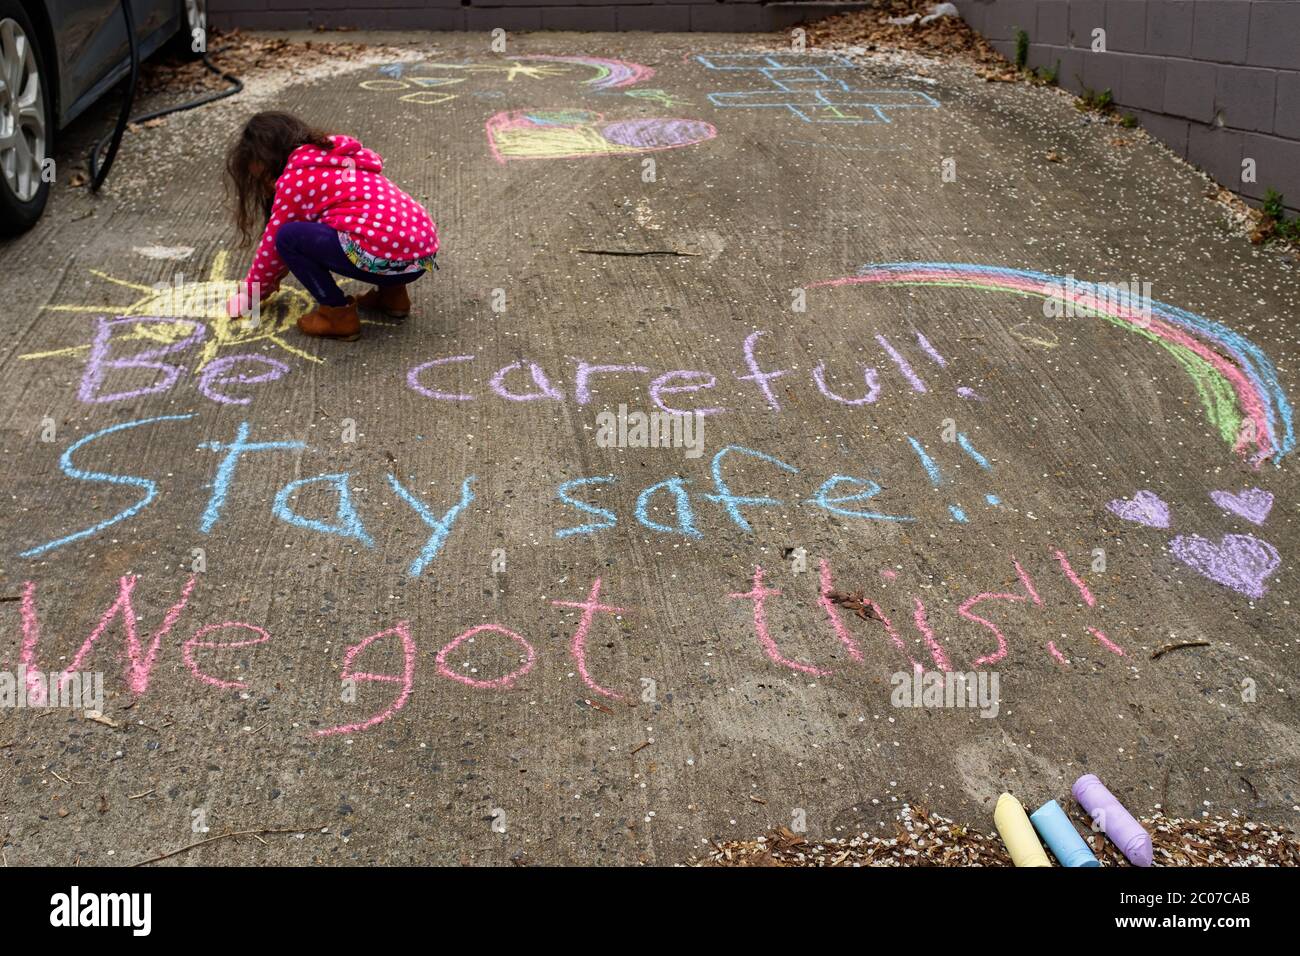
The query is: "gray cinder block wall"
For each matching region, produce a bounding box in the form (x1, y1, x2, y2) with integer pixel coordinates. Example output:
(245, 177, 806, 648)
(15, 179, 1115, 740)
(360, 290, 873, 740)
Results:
(953, 0, 1299, 217)
(207, 1, 871, 34)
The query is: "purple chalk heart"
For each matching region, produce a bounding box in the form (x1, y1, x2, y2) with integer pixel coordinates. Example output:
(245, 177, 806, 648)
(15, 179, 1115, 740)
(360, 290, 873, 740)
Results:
(1106, 490, 1171, 529)
(1210, 487, 1274, 526)
(1170, 533, 1280, 599)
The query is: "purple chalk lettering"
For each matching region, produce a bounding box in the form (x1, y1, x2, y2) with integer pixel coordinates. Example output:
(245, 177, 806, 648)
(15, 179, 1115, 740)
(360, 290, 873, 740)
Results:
(736, 331, 789, 411)
(812, 362, 880, 405)
(408, 355, 475, 401)
(490, 360, 564, 402)
(875, 334, 927, 393)
(79, 316, 204, 404)
(650, 370, 724, 417)
(197, 354, 290, 405)
(573, 362, 649, 406)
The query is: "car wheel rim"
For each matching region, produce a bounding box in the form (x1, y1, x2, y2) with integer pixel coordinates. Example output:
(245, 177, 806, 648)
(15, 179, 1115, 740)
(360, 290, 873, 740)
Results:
(0, 17, 45, 203)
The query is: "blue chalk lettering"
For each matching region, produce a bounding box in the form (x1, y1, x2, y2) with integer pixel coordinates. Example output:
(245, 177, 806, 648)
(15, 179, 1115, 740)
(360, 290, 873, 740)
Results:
(272, 472, 374, 547)
(906, 436, 942, 486)
(808, 475, 914, 522)
(555, 475, 618, 539)
(956, 432, 992, 470)
(198, 421, 306, 534)
(20, 414, 196, 558)
(635, 477, 703, 539)
(704, 445, 798, 533)
(388, 474, 476, 577)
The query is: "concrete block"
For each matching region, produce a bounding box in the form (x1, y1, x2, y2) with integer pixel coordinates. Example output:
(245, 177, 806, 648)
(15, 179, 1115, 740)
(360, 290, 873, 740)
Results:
(1121, 53, 1167, 112)
(1241, 131, 1300, 205)
(1191, 0, 1250, 63)
(1104, 0, 1147, 53)
(1187, 122, 1244, 186)
(1145, 0, 1194, 57)
(1247, 1, 1300, 69)
(1274, 69, 1300, 139)
(1163, 57, 1217, 123)
(1069, 0, 1107, 48)
(1215, 64, 1277, 132)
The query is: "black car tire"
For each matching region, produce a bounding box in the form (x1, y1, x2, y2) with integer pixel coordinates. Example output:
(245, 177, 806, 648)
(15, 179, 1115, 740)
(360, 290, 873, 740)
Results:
(0, 0, 52, 237)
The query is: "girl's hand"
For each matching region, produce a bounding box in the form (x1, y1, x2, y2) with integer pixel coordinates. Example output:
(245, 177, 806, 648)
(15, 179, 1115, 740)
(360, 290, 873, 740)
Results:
(226, 288, 254, 318)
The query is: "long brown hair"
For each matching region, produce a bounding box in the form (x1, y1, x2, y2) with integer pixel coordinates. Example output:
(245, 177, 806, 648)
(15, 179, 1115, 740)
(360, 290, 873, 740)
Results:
(225, 111, 333, 244)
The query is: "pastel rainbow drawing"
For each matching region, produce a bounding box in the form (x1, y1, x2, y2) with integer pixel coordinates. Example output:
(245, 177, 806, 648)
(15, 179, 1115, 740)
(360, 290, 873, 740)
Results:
(486, 109, 717, 163)
(810, 263, 1294, 466)
(521, 55, 655, 90)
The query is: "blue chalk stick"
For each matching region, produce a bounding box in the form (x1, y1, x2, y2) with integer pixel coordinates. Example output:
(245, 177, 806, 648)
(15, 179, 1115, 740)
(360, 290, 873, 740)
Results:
(1030, 799, 1100, 868)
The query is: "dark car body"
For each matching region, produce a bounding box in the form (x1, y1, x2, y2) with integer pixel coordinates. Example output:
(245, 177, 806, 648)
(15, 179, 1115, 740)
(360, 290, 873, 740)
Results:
(1, 0, 204, 235)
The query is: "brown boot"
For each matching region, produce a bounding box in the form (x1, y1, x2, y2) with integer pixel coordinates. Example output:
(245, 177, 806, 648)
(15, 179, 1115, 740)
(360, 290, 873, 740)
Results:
(298, 297, 360, 340)
(356, 283, 411, 318)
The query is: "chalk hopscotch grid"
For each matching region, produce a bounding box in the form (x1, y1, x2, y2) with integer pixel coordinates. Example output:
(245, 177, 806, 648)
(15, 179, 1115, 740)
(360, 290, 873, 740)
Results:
(695, 53, 940, 124)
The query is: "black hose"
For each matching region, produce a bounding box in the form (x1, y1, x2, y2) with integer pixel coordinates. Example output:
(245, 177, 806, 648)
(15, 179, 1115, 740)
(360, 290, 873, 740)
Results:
(90, 7, 243, 192)
(89, 0, 138, 191)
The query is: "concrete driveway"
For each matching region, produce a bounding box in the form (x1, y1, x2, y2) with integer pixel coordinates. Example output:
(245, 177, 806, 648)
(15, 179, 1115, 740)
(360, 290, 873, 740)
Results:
(0, 30, 1296, 865)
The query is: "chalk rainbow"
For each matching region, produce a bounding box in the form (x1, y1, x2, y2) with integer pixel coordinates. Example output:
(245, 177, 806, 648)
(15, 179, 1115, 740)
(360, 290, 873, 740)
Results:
(810, 263, 1294, 466)
(523, 55, 655, 90)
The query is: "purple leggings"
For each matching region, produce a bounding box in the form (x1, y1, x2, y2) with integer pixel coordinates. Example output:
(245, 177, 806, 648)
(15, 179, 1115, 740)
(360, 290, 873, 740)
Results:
(274, 220, 424, 307)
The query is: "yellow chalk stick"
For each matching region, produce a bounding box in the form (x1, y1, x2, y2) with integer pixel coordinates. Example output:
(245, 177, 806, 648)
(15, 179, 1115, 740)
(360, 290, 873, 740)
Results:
(995, 793, 1052, 867)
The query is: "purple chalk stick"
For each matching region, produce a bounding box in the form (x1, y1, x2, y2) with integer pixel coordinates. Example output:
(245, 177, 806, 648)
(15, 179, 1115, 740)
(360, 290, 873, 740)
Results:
(1072, 773, 1152, 867)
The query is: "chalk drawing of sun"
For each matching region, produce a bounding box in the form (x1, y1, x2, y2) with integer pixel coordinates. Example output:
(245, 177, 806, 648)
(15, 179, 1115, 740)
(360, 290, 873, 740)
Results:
(23, 251, 322, 370)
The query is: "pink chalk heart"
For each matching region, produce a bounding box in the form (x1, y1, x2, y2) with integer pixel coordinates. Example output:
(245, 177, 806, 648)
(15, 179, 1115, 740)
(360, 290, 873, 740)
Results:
(1106, 490, 1170, 528)
(1210, 487, 1274, 526)
(1169, 533, 1280, 599)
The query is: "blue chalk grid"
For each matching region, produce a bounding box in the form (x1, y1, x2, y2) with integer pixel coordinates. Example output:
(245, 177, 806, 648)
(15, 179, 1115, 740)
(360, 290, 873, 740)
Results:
(695, 53, 940, 124)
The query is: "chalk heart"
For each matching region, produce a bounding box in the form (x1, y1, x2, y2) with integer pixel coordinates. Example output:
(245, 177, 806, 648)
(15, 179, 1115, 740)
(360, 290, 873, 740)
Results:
(1210, 487, 1274, 526)
(1106, 490, 1170, 529)
(1170, 533, 1280, 599)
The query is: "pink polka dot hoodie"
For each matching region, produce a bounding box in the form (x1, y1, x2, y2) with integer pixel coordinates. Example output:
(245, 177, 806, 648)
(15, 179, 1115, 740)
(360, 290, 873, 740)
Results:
(242, 134, 439, 298)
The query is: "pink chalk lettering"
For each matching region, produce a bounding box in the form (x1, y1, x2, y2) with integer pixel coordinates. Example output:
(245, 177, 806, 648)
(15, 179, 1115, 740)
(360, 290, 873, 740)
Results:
(911, 598, 952, 671)
(196, 354, 290, 405)
(736, 331, 789, 411)
(314, 623, 417, 737)
(551, 578, 628, 700)
(1012, 557, 1043, 605)
(18, 581, 47, 705)
(1087, 626, 1125, 656)
(183, 621, 271, 689)
(23, 575, 198, 696)
(730, 566, 830, 677)
(407, 354, 476, 401)
(79, 316, 204, 404)
(812, 362, 881, 405)
(816, 560, 863, 662)
(957, 592, 1025, 667)
(1047, 640, 1068, 665)
(649, 370, 724, 416)
(1054, 549, 1096, 607)
(490, 360, 564, 402)
(436, 623, 537, 691)
(573, 362, 649, 405)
